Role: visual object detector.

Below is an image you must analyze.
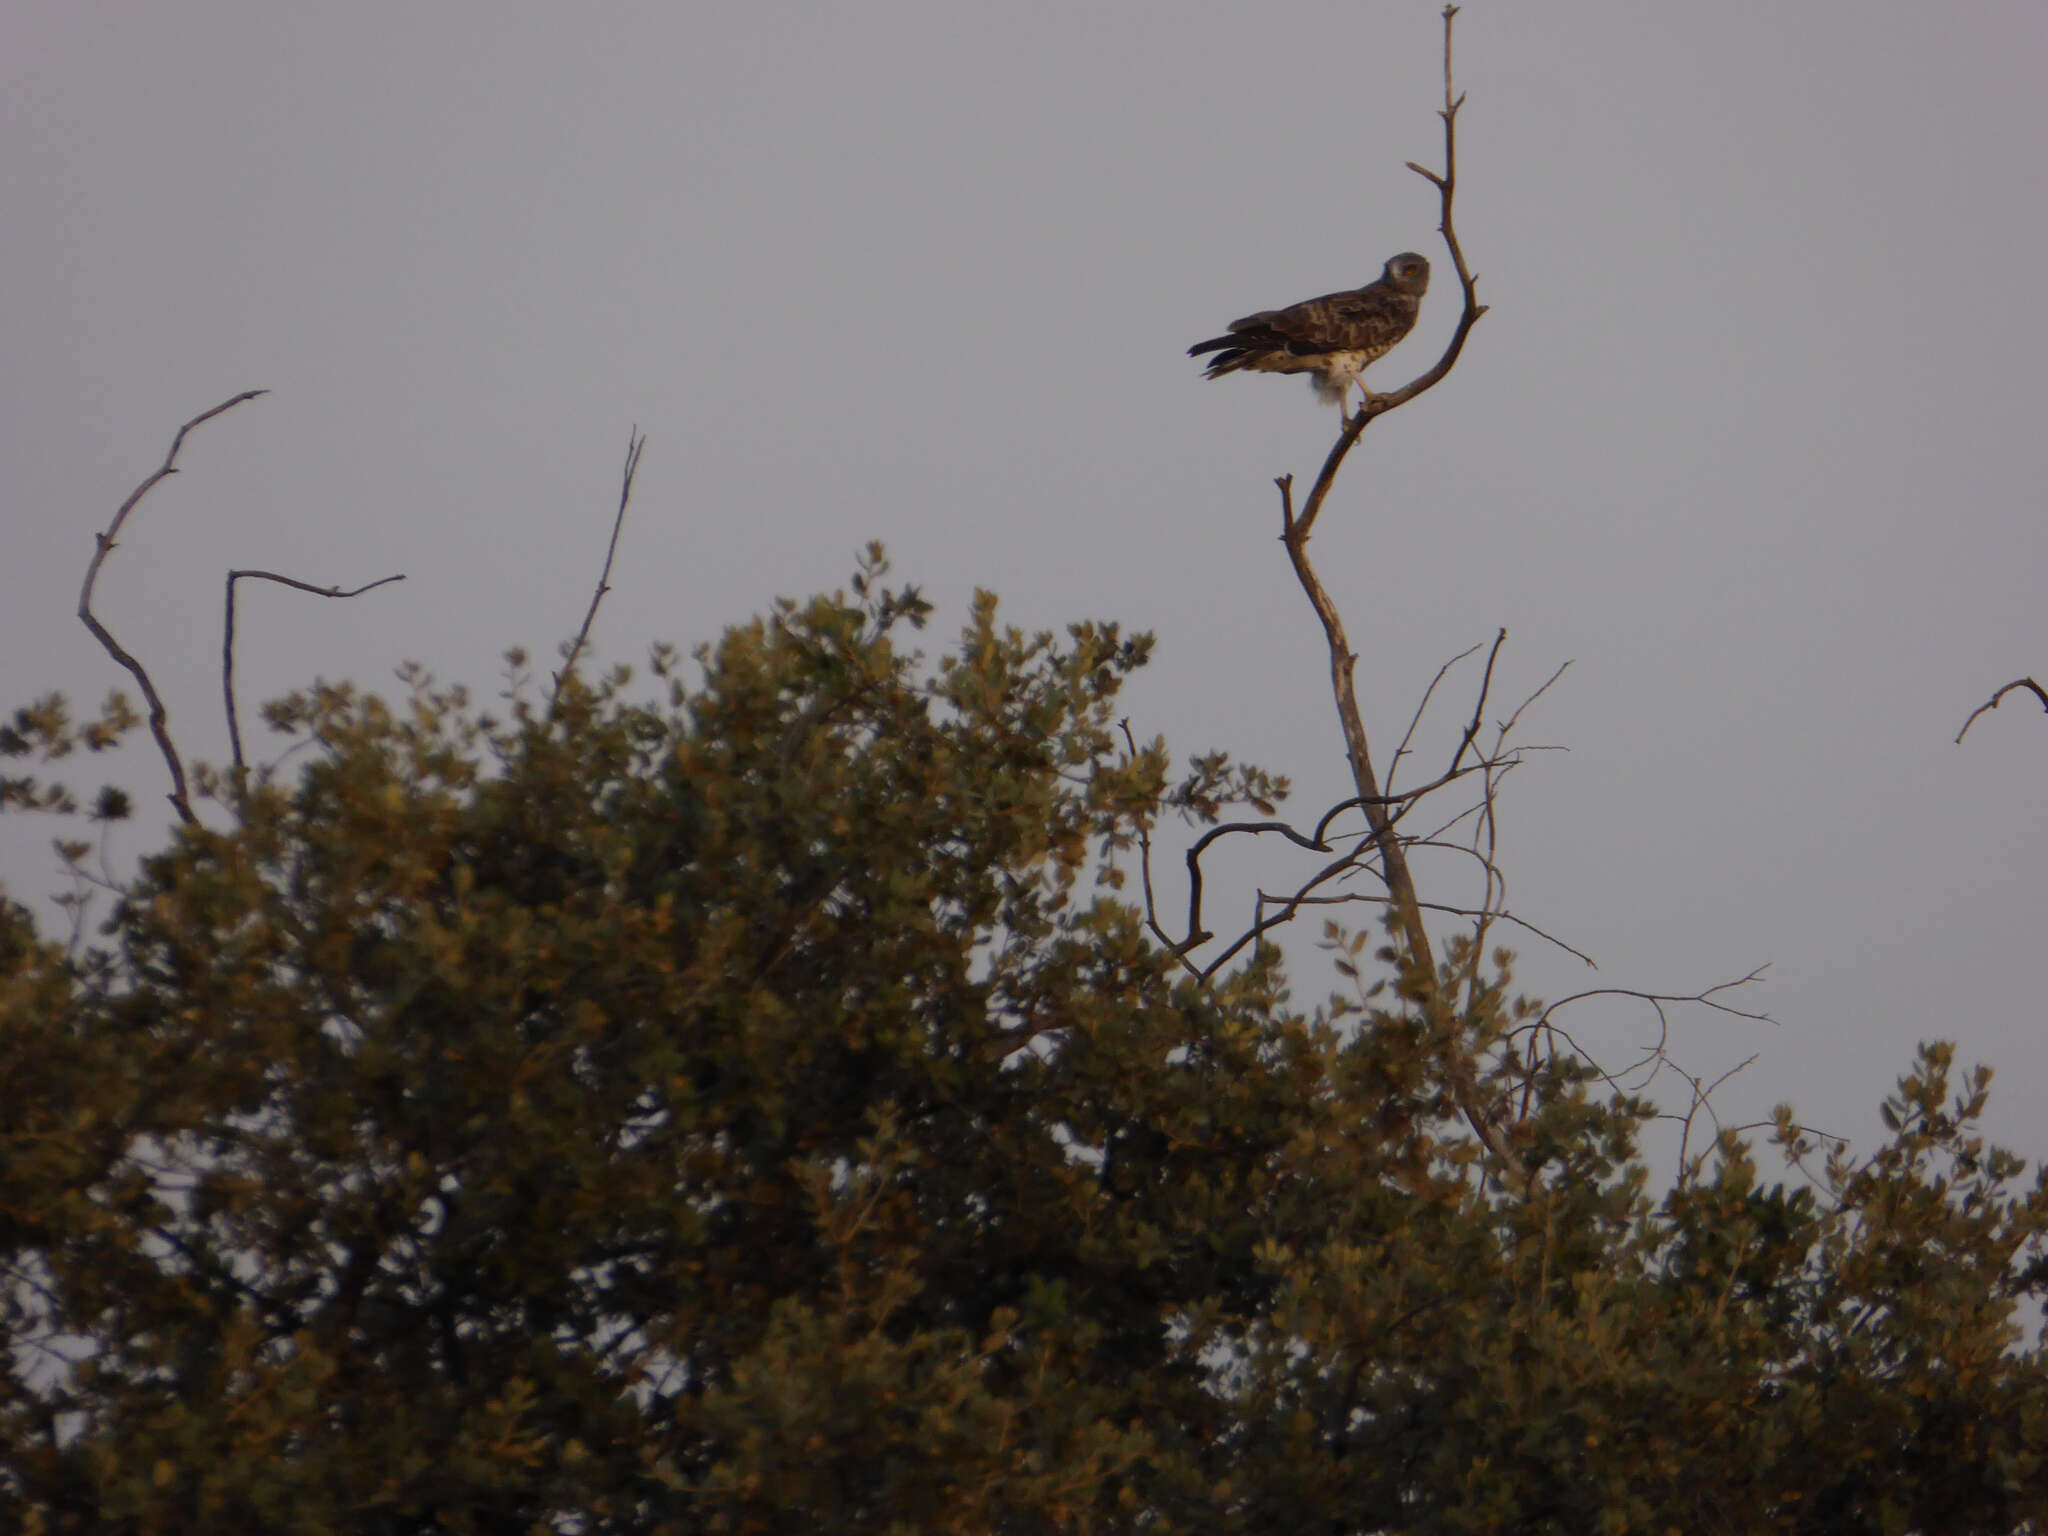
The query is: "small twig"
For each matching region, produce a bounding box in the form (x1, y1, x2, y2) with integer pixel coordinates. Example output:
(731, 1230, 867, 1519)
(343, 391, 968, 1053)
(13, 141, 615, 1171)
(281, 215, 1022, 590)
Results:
(553, 427, 647, 706)
(1389, 640, 1484, 786)
(1447, 629, 1509, 778)
(1955, 677, 2048, 743)
(1519, 1012, 1669, 1102)
(1260, 890, 1598, 970)
(1496, 661, 1572, 740)
(80, 390, 267, 825)
(1457, 653, 1561, 993)
(1200, 840, 1385, 980)
(223, 569, 407, 781)
(1118, 719, 1206, 974)
(1670, 1054, 1761, 1171)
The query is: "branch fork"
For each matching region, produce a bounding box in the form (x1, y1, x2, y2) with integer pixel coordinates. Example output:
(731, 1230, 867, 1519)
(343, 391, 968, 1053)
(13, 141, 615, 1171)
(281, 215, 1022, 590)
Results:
(83, 391, 405, 819)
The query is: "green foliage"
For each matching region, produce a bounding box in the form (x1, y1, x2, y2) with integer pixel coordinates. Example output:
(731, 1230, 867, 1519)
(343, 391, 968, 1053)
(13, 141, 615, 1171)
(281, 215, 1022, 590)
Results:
(2, 691, 139, 817)
(3, 561, 2045, 1533)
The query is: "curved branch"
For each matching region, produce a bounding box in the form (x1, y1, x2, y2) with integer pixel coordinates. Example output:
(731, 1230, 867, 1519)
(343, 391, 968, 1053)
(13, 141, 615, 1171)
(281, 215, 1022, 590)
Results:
(80, 390, 267, 825)
(1955, 677, 2048, 743)
(1119, 719, 1211, 973)
(1180, 816, 1328, 957)
(223, 569, 407, 781)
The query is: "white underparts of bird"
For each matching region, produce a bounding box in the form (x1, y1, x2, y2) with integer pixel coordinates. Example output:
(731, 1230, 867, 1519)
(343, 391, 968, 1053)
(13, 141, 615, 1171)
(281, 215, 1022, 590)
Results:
(1189, 252, 1430, 421)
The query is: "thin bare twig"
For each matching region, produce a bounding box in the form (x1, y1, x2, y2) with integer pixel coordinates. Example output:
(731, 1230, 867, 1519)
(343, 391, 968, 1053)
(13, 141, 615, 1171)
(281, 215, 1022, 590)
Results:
(1258, 889, 1598, 970)
(223, 569, 407, 780)
(553, 427, 647, 705)
(1456, 655, 1568, 996)
(1118, 719, 1208, 974)
(1312, 754, 1517, 844)
(1528, 967, 1776, 1086)
(1142, 729, 1520, 969)
(1955, 677, 2048, 743)
(1540, 967, 1776, 1027)
(1443, 628, 1510, 785)
(1669, 1054, 1762, 1172)
(1199, 834, 1388, 980)
(1496, 661, 1572, 741)
(1118, 708, 1515, 966)
(1389, 639, 1485, 785)
(80, 390, 267, 825)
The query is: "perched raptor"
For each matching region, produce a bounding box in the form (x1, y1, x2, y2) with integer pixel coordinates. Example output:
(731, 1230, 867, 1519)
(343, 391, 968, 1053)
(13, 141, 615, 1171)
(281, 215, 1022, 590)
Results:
(1189, 252, 1430, 421)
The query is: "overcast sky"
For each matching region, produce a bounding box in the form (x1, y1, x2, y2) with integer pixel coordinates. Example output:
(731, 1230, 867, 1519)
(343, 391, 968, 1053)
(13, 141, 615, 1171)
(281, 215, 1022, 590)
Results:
(6, 3, 2045, 1166)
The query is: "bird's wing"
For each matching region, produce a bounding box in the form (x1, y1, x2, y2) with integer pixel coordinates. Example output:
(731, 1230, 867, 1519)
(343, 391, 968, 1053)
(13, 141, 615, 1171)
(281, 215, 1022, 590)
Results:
(1239, 284, 1403, 354)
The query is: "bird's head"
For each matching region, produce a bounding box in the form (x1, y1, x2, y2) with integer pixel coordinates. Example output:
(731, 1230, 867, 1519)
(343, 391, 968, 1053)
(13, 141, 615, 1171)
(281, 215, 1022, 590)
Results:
(1383, 252, 1430, 294)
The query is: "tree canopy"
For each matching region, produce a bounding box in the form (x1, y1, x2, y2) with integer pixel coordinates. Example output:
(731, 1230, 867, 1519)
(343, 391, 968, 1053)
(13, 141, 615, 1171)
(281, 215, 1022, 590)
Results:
(4, 559, 2046, 1534)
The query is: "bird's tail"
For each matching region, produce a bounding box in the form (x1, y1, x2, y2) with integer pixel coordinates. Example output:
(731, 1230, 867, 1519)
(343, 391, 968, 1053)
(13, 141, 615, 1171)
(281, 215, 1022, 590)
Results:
(1190, 338, 1253, 378)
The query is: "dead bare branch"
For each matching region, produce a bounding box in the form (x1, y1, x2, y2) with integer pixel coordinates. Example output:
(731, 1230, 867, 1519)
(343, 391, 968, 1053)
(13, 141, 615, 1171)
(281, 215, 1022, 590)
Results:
(553, 427, 647, 706)
(1283, 8, 1488, 547)
(1441, 628, 1509, 785)
(1513, 970, 1776, 1109)
(1537, 967, 1776, 1032)
(1955, 676, 2048, 743)
(1118, 719, 1209, 975)
(1257, 889, 1598, 971)
(1668, 1054, 1761, 1172)
(1179, 817, 1325, 955)
(1141, 723, 1529, 971)
(80, 390, 267, 826)
(1312, 755, 1518, 844)
(223, 569, 407, 781)
(1200, 836, 1386, 979)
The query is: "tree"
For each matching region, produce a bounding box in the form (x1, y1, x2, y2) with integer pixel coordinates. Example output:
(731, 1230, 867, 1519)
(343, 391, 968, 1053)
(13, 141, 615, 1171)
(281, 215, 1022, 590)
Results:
(7, 543, 2048, 1531)
(7, 11, 2048, 1534)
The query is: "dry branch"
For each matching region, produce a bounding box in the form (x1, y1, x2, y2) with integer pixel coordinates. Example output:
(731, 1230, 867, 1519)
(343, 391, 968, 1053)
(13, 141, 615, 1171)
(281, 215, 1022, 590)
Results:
(80, 390, 267, 825)
(1282, 5, 1488, 547)
(553, 427, 647, 706)
(1265, 6, 1515, 1165)
(1955, 677, 2048, 743)
(223, 569, 407, 780)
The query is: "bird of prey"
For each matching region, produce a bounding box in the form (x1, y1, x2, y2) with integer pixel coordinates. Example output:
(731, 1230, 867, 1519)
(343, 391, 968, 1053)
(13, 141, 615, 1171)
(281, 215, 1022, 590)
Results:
(1189, 252, 1430, 422)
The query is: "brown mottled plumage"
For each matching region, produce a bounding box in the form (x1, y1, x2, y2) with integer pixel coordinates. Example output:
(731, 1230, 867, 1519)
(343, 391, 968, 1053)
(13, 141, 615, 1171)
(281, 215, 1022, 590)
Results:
(1189, 252, 1430, 420)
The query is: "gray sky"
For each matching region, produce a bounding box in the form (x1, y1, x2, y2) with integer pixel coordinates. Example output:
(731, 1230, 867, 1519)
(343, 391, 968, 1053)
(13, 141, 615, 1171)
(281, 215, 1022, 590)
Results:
(5, 3, 2045, 1164)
